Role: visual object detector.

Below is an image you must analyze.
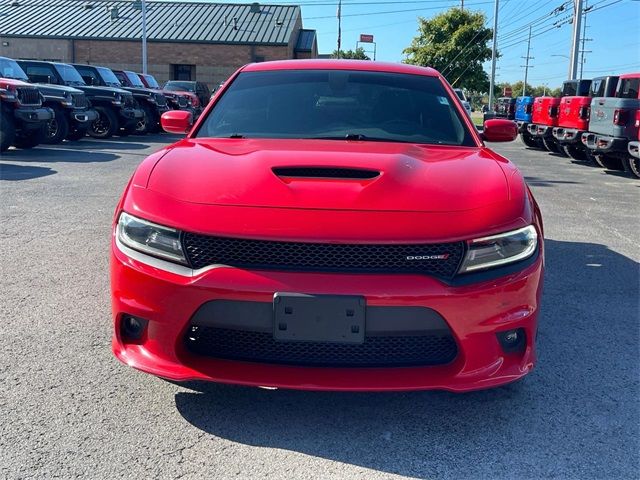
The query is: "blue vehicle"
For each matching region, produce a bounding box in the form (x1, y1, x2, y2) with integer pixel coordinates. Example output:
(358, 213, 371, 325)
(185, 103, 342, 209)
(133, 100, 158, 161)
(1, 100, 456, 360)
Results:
(515, 96, 540, 148)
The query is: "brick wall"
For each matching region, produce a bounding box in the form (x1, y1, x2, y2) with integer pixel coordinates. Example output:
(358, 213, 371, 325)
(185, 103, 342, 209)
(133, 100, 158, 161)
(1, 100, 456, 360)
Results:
(0, 37, 303, 89)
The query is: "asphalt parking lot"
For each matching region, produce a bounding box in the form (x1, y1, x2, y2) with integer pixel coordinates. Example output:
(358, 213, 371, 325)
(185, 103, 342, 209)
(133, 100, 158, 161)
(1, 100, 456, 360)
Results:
(1, 135, 638, 479)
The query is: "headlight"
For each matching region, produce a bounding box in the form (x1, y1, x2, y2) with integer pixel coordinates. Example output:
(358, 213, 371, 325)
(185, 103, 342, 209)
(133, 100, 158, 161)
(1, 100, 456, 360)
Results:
(459, 225, 538, 273)
(62, 92, 73, 106)
(117, 212, 187, 264)
(146, 92, 157, 104)
(112, 93, 122, 105)
(0, 88, 17, 101)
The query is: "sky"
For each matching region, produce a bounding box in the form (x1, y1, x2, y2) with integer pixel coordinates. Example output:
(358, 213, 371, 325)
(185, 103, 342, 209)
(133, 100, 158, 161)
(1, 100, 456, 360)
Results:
(222, 0, 640, 89)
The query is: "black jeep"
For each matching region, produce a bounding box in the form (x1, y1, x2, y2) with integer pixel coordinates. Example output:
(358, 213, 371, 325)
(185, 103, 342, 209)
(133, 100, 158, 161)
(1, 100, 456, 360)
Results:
(1, 57, 97, 143)
(18, 60, 143, 139)
(111, 69, 170, 134)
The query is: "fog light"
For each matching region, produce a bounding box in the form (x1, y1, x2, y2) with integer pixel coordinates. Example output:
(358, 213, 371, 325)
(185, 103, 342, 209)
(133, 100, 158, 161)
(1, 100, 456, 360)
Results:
(497, 328, 526, 353)
(121, 315, 148, 340)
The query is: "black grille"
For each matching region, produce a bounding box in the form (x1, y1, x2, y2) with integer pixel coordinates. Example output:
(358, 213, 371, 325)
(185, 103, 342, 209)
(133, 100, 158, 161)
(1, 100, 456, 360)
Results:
(185, 327, 458, 367)
(72, 93, 88, 108)
(273, 167, 380, 179)
(155, 93, 167, 107)
(176, 96, 188, 108)
(123, 94, 136, 107)
(183, 234, 465, 279)
(17, 87, 41, 106)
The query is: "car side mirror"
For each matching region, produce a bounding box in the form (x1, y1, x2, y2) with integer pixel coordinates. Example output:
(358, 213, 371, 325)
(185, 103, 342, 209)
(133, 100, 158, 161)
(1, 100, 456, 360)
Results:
(161, 110, 193, 134)
(481, 119, 518, 142)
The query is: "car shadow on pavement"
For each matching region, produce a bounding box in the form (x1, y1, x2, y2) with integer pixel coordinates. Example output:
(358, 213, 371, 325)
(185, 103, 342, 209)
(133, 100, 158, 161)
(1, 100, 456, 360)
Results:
(3, 148, 119, 163)
(525, 176, 581, 187)
(0, 163, 57, 181)
(56, 139, 151, 151)
(174, 239, 639, 479)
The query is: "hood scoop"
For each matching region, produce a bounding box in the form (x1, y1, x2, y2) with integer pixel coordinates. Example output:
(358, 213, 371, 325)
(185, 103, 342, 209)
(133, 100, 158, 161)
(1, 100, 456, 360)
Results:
(273, 166, 380, 180)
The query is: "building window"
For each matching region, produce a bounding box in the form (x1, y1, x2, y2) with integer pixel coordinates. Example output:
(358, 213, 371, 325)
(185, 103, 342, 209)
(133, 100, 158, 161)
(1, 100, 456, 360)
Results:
(172, 64, 195, 81)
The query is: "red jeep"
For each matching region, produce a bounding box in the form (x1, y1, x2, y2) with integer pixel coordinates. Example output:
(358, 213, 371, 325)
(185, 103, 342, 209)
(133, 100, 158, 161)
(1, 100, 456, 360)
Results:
(552, 76, 618, 160)
(582, 73, 640, 177)
(0, 77, 53, 151)
(527, 80, 591, 154)
(526, 96, 563, 152)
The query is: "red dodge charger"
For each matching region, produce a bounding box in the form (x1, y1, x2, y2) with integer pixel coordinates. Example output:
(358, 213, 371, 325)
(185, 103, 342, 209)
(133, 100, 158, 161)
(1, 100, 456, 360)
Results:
(111, 60, 544, 392)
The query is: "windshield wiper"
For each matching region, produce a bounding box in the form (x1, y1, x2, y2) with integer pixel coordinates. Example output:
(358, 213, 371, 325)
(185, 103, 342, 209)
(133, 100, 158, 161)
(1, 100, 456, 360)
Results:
(311, 134, 411, 143)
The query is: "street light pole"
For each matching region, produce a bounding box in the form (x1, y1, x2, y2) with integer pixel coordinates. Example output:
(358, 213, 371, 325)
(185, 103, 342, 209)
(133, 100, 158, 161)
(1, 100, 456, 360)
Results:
(141, 0, 148, 74)
(488, 0, 499, 111)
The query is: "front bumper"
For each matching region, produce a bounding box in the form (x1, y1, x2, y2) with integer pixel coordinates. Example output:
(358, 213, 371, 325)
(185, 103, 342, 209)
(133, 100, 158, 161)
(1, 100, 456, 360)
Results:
(581, 132, 629, 154)
(14, 106, 54, 125)
(111, 238, 544, 392)
(71, 108, 99, 124)
(119, 107, 144, 120)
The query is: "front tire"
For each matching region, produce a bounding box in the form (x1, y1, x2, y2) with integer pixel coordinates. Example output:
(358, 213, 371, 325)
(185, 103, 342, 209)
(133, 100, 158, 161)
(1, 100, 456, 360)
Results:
(66, 126, 87, 141)
(43, 107, 69, 145)
(135, 104, 157, 135)
(623, 155, 640, 179)
(118, 123, 137, 137)
(88, 106, 118, 139)
(0, 110, 15, 152)
(13, 125, 46, 149)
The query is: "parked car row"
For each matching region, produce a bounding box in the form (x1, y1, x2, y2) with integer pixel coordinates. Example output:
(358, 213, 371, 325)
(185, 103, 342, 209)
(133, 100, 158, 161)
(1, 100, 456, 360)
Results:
(0, 56, 208, 152)
(511, 74, 639, 179)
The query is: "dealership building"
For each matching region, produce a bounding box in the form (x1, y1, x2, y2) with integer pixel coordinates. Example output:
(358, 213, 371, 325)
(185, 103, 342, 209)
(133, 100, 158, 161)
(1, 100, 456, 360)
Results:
(0, 0, 318, 88)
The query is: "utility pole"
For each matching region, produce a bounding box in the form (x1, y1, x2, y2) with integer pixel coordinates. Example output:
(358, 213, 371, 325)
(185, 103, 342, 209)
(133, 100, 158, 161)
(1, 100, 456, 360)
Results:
(488, 0, 499, 111)
(579, 1, 592, 79)
(336, 0, 342, 58)
(461, 0, 464, 11)
(568, 0, 583, 80)
(521, 26, 534, 96)
(141, 0, 147, 74)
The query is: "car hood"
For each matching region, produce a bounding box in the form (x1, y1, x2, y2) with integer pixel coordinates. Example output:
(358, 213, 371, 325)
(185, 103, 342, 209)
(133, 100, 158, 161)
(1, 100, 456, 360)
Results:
(0, 77, 33, 88)
(71, 84, 129, 96)
(121, 86, 156, 96)
(145, 139, 514, 213)
(33, 83, 83, 95)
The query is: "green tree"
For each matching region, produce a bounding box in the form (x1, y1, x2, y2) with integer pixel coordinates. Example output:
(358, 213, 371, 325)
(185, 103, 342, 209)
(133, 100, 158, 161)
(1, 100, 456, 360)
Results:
(403, 8, 492, 92)
(331, 47, 371, 60)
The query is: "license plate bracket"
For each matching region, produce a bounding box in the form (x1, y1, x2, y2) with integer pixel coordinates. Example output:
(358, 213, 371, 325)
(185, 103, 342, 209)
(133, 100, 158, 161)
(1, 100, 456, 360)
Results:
(273, 293, 365, 344)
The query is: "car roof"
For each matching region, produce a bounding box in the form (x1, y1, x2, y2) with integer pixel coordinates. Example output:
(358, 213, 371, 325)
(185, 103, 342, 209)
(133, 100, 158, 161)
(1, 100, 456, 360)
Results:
(619, 72, 640, 79)
(242, 60, 440, 77)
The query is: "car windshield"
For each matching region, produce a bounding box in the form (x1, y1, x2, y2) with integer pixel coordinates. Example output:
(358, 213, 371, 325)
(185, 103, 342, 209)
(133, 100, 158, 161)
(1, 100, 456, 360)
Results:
(56, 64, 86, 86)
(143, 74, 159, 88)
(125, 71, 145, 87)
(0, 57, 29, 81)
(196, 70, 473, 146)
(97, 67, 122, 87)
(165, 81, 195, 92)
